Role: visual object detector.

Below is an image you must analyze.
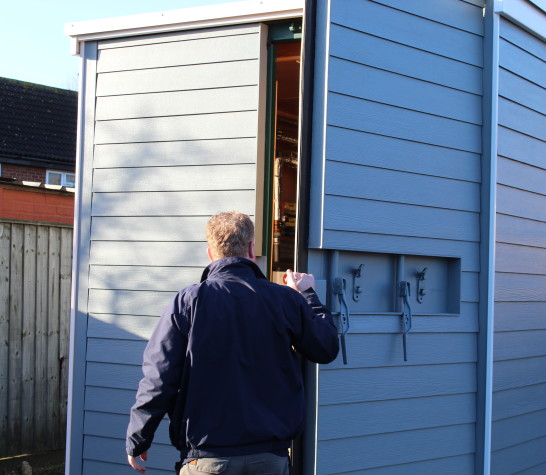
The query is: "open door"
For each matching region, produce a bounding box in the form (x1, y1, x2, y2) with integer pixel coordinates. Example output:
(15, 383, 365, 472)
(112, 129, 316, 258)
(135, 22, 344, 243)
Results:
(263, 23, 303, 283)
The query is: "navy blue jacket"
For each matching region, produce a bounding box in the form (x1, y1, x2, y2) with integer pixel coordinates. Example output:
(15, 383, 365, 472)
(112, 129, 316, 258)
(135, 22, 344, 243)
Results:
(126, 257, 339, 459)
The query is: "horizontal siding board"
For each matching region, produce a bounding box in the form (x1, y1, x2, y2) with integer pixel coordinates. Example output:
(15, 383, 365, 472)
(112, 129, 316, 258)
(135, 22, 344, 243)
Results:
(330, 0, 483, 66)
(499, 37, 546, 89)
(497, 157, 546, 195)
(85, 386, 134, 414)
(371, 0, 484, 34)
(493, 356, 546, 391)
(87, 315, 158, 341)
(96, 60, 259, 96)
(91, 217, 210, 242)
(88, 332, 477, 369)
(87, 339, 147, 365)
(499, 97, 546, 143)
(491, 436, 546, 475)
(95, 86, 258, 120)
(328, 455, 475, 475)
(94, 139, 257, 168)
(325, 161, 480, 212)
(326, 127, 481, 183)
(90, 242, 208, 267)
(88, 289, 177, 316)
(321, 230, 480, 271)
(495, 302, 546, 331)
(495, 273, 546, 301)
(501, 18, 546, 65)
(492, 410, 546, 451)
(326, 333, 476, 369)
(89, 265, 202, 291)
(497, 126, 546, 170)
(319, 393, 476, 440)
(98, 24, 259, 50)
(324, 196, 480, 242)
(347, 303, 479, 334)
(94, 111, 257, 144)
(329, 24, 482, 95)
(83, 459, 171, 475)
(97, 32, 260, 73)
(328, 94, 482, 153)
(93, 165, 255, 193)
(328, 58, 482, 124)
(83, 434, 177, 471)
(85, 411, 170, 445)
(493, 330, 546, 361)
(316, 424, 475, 474)
(496, 214, 546, 248)
(497, 185, 546, 222)
(319, 363, 476, 405)
(499, 68, 546, 117)
(85, 313, 478, 346)
(91, 190, 256, 217)
(86, 362, 141, 390)
(495, 243, 546, 275)
(493, 383, 546, 421)
(517, 462, 546, 475)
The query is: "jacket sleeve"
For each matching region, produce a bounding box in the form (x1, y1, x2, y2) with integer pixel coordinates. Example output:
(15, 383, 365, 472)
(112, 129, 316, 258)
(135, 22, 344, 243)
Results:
(290, 288, 340, 364)
(126, 292, 189, 456)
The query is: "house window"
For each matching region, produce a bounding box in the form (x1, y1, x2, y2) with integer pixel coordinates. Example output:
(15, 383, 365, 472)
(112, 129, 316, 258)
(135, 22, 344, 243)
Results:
(46, 170, 75, 187)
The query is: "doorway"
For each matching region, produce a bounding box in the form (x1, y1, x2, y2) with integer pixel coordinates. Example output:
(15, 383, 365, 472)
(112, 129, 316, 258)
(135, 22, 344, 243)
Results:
(265, 23, 302, 284)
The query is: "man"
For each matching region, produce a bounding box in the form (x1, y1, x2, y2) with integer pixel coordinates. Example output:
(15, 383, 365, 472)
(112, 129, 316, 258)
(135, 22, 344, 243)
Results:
(126, 211, 339, 474)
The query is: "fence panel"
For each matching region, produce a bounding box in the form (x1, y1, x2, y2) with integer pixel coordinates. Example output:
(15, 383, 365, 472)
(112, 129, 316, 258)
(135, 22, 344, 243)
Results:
(0, 220, 72, 457)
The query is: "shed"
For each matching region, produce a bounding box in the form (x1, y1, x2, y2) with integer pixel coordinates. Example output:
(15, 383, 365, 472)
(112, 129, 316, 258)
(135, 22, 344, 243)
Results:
(65, 1, 546, 474)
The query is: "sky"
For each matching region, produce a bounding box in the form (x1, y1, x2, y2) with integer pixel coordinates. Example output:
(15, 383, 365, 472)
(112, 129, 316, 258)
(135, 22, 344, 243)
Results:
(1, 0, 235, 91)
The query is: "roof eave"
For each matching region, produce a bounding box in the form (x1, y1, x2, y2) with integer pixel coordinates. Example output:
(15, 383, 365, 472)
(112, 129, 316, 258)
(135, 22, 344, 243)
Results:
(65, 0, 304, 55)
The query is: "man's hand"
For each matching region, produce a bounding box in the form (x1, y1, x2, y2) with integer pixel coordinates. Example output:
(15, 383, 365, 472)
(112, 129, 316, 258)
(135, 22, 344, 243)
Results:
(286, 269, 315, 293)
(128, 451, 148, 473)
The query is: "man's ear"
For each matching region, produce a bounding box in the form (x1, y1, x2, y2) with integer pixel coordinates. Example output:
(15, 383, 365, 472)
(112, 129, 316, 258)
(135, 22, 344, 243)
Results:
(207, 247, 215, 262)
(248, 240, 256, 262)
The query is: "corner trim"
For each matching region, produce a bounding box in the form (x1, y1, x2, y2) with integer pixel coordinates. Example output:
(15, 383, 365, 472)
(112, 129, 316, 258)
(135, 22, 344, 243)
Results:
(295, 0, 316, 272)
(65, 41, 97, 475)
(476, 2, 499, 474)
(308, 0, 331, 249)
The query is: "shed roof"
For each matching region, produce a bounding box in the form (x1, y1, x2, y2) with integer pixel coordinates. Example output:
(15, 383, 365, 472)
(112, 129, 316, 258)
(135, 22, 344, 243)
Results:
(0, 77, 77, 169)
(65, 0, 303, 54)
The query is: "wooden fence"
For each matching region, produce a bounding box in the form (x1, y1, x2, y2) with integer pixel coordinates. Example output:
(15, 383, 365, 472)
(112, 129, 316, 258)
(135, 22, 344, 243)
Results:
(0, 220, 72, 457)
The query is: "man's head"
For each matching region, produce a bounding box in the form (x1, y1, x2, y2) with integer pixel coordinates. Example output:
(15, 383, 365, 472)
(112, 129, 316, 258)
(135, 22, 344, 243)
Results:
(206, 211, 255, 262)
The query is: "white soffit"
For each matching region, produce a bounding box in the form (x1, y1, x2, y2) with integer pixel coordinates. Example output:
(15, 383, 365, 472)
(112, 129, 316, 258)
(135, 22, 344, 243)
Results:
(65, 0, 304, 55)
(495, 0, 546, 41)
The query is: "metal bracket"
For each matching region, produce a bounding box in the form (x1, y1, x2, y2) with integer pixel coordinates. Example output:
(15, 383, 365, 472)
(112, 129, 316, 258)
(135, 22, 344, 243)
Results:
(332, 277, 350, 365)
(352, 264, 364, 301)
(400, 281, 412, 362)
(416, 267, 427, 304)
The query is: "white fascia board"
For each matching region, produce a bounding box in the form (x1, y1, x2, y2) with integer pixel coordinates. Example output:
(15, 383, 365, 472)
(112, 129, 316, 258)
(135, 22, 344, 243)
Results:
(495, 0, 546, 41)
(65, 0, 303, 55)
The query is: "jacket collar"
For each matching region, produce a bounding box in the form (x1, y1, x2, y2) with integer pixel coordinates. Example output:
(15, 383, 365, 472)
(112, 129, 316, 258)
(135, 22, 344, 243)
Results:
(200, 257, 267, 283)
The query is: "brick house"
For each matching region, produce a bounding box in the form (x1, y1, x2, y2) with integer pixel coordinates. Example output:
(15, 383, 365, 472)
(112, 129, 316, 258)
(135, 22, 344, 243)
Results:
(0, 77, 78, 224)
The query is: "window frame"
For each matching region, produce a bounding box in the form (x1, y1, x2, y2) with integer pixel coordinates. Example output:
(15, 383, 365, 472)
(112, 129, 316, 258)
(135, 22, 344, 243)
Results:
(46, 170, 76, 187)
